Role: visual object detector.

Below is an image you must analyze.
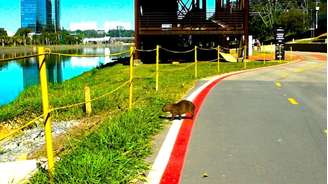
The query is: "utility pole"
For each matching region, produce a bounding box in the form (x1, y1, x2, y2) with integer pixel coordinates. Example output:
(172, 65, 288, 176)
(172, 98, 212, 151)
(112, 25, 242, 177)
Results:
(315, 0, 320, 34)
(310, 9, 315, 37)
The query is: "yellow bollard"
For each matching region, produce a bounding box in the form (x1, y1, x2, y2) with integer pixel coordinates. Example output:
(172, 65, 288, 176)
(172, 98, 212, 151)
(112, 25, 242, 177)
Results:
(156, 45, 159, 91)
(261, 45, 266, 64)
(263, 50, 266, 65)
(290, 46, 293, 61)
(38, 47, 55, 178)
(244, 45, 247, 69)
(217, 46, 220, 73)
(84, 86, 92, 115)
(129, 47, 134, 109)
(194, 46, 198, 78)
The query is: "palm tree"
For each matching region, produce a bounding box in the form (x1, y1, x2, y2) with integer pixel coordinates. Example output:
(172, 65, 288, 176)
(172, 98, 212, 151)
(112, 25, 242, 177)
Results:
(15, 28, 32, 46)
(0, 28, 8, 47)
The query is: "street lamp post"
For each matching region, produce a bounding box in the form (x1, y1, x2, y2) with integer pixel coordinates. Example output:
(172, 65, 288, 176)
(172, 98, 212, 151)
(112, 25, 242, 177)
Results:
(315, 0, 320, 32)
(310, 9, 315, 38)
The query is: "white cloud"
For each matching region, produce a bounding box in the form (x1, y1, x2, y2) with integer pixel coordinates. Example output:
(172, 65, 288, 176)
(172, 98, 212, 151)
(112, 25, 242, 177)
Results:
(7, 31, 14, 37)
(69, 22, 98, 31)
(104, 21, 132, 31)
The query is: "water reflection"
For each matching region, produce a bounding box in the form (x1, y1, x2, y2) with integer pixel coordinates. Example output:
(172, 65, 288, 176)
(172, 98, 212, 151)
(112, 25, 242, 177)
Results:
(0, 47, 128, 106)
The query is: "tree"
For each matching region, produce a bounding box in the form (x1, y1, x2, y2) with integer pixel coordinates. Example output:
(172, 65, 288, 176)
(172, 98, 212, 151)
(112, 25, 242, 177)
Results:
(250, 0, 310, 41)
(0, 28, 7, 36)
(15, 28, 32, 45)
(280, 9, 309, 36)
(0, 28, 8, 47)
(107, 29, 134, 37)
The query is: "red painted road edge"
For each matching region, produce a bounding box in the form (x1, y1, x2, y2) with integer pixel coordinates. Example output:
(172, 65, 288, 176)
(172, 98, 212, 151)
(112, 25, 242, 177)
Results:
(160, 71, 245, 184)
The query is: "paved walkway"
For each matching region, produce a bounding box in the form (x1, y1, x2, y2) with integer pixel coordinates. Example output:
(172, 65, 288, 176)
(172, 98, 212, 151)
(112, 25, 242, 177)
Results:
(181, 52, 327, 184)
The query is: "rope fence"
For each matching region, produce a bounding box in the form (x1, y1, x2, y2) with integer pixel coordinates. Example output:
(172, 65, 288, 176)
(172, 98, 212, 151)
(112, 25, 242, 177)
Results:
(160, 47, 195, 54)
(198, 47, 217, 51)
(0, 54, 41, 62)
(0, 114, 44, 142)
(135, 48, 156, 52)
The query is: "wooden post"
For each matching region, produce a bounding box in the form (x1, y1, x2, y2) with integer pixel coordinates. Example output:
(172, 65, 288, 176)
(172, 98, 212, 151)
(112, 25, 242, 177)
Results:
(84, 86, 92, 115)
(156, 45, 159, 91)
(194, 46, 198, 78)
(129, 47, 134, 109)
(38, 47, 54, 178)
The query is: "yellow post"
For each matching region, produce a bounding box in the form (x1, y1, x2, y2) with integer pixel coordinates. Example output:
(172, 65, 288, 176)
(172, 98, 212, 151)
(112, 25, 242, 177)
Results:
(244, 45, 247, 69)
(263, 47, 266, 65)
(290, 46, 293, 61)
(194, 46, 198, 78)
(84, 86, 92, 115)
(129, 47, 134, 109)
(217, 46, 220, 73)
(38, 47, 54, 177)
(156, 45, 159, 91)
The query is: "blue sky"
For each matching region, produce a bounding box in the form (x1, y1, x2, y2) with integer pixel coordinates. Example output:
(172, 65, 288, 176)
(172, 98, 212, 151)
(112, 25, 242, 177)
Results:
(0, 0, 216, 35)
(0, 0, 134, 34)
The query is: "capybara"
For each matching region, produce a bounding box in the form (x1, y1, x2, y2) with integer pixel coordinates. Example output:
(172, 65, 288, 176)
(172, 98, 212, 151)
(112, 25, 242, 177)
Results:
(162, 100, 195, 120)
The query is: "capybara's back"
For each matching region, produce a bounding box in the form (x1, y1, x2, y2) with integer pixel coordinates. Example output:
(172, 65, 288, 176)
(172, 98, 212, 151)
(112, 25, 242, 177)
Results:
(176, 100, 195, 116)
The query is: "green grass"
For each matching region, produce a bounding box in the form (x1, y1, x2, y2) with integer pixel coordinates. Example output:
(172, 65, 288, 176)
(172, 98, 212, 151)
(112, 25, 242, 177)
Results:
(0, 61, 281, 183)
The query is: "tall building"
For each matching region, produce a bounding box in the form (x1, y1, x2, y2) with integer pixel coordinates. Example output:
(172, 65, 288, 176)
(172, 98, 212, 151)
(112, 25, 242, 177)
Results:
(21, 0, 60, 33)
(21, 0, 39, 32)
(54, 0, 60, 31)
(46, 0, 52, 27)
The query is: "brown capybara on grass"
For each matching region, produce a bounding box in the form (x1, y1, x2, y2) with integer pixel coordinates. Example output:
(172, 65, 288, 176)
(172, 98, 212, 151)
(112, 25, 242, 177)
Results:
(162, 100, 195, 120)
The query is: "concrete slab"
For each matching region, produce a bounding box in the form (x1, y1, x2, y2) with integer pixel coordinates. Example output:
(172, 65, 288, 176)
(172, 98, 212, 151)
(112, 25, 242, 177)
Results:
(0, 160, 37, 184)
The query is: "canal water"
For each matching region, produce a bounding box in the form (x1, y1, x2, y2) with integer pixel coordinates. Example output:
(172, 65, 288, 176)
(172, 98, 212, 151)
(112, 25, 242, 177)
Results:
(0, 47, 129, 106)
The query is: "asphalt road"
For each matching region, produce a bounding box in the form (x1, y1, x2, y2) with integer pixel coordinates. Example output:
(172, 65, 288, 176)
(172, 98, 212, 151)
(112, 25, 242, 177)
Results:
(181, 52, 327, 184)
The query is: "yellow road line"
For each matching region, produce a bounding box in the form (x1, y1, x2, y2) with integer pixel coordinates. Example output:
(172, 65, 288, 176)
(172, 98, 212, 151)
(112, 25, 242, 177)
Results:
(275, 81, 282, 88)
(288, 98, 299, 105)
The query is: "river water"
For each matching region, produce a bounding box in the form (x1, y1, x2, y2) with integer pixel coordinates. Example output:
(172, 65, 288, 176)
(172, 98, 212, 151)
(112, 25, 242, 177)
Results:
(0, 47, 129, 106)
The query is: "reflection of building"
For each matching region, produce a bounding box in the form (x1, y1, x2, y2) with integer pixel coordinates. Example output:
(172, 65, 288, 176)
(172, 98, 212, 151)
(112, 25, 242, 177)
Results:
(21, 0, 60, 32)
(22, 59, 39, 88)
(22, 56, 63, 88)
(47, 57, 63, 83)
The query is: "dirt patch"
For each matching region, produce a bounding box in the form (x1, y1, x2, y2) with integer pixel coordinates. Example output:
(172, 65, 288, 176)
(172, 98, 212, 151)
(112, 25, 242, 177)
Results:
(28, 110, 119, 159)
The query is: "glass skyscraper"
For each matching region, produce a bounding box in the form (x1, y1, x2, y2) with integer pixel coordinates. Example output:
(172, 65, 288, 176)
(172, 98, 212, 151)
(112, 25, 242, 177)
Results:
(21, 0, 38, 32)
(54, 0, 60, 31)
(21, 0, 60, 33)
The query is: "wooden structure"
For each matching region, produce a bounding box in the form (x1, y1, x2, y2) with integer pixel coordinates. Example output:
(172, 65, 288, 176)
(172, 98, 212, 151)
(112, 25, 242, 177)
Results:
(135, 0, 249, 62)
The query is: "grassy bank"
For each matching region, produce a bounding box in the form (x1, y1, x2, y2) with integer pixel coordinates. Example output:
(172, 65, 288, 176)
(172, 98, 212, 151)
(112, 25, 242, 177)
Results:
(0, 43, 132, 56)
(1, 61, 281, 183)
